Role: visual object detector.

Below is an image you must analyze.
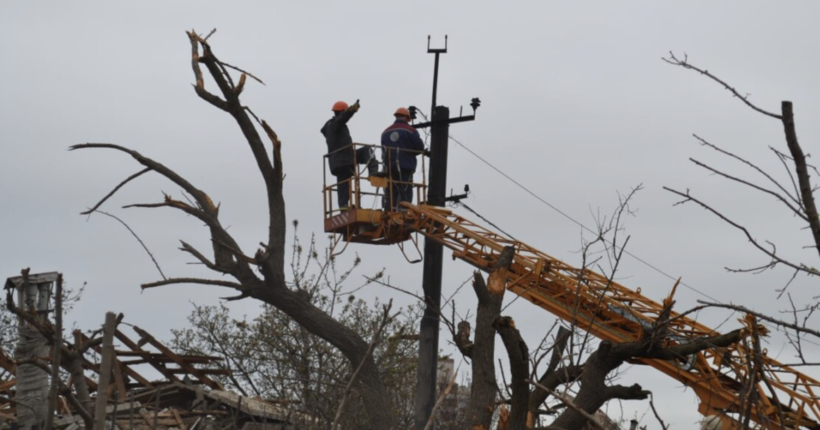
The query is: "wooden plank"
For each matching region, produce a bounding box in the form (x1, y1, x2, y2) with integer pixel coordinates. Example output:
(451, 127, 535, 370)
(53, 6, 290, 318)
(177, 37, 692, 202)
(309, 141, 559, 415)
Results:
(139, 409, 155, 430)
(114, 329, 142, 351)
(113, 329, 180, 384)
(53, 401, 142, 428)
(75, 331, 154, 390)
(171, 408, 187, 430)
(132, 326, 220, 389)
(93, 312, 117, 430)
(112, 356, 127, 401)
(115, 351, 222, 361)
(0, 350, 16, 373)
(119, 357, 220, 365)
(0, 380, 16, 392)
(168, 368, 232, 376)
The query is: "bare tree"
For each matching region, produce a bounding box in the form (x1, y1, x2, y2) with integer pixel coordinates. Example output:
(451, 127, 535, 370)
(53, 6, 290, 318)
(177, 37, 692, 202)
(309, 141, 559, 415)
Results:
(663, 52, 820, 281)
(171, 229, 421, 429)
(447, 190, 745, 430)
(663, 52, 820, 367)
(74, 31, 400, 429)
(73, 34, 783, 430)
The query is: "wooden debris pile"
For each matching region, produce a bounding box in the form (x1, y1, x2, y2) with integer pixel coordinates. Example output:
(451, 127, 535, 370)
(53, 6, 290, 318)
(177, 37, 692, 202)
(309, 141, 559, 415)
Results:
(0, 323, 311, 430)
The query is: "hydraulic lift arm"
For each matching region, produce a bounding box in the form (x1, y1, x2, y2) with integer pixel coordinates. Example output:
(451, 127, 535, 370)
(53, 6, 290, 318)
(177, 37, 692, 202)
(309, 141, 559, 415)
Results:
(401, 203, 820, 430)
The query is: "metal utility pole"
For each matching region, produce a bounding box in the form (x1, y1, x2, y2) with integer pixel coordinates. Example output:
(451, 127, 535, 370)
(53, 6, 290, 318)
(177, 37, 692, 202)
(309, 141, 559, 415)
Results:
(412, 36, 479, 430)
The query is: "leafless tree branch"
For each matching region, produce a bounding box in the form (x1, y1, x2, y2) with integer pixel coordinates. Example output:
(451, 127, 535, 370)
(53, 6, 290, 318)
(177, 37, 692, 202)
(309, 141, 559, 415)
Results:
(527, 380, 605, 430)
(689, 156, 805, 221)
(332, 300, 394, 428)
(95, 210, 166, 280)
(81, 167, 151, 215)
(693, 134, 801, 209)
(423, 363, 459, 430)
(663, 52, 782, 119)
(664, 187, 820, 276)
(141, 277, 244, 291)
(695, 300, 820, 338)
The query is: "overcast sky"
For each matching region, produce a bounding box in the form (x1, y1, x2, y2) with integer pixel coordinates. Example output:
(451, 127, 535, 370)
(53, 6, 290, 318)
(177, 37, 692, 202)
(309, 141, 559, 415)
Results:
(3, 1, 820, 427)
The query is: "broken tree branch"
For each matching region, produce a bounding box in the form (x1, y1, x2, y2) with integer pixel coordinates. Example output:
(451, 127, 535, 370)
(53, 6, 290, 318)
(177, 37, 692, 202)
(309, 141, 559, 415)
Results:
(663, 52, 782, 119)
(96, 210, 166, 280)
(141, 277, 244, 291)
(81, 168, 151, 215)
(423, 364, 459, 430)
(526, 380, 605, 430)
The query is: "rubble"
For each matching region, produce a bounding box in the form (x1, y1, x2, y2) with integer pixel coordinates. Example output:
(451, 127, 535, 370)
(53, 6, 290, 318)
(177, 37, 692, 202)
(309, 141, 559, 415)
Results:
(0, 320, 309, 430)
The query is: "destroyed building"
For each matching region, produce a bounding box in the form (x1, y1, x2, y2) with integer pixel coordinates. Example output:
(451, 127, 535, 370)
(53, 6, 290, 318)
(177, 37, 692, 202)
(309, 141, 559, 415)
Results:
(2, 271, 330, 430)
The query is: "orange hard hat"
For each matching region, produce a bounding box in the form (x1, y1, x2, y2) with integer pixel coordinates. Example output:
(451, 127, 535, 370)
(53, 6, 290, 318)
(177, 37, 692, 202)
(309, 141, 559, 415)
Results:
(394, 107, 411, 118)
(332, 101, 349, 112)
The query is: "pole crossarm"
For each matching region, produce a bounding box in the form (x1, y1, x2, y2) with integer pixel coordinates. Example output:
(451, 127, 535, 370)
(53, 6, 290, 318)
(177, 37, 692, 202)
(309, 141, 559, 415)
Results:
(400, 203, 820, 430)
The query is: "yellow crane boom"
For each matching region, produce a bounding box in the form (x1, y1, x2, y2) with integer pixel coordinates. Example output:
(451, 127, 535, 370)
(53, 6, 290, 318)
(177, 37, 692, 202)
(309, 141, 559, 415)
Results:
(321, 145, 820, 429)
(325, 201, 820, 430)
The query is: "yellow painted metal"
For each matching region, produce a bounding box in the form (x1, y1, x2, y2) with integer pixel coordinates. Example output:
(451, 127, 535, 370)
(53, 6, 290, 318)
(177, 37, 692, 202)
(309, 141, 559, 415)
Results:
(398, 203, 820, 430)
(321, 146, 820, 428)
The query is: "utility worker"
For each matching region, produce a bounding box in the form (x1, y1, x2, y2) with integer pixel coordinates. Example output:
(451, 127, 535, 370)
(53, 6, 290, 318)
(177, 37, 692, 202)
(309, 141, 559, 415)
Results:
(321, 100, 360, 211)
(381, 107, 425, 211)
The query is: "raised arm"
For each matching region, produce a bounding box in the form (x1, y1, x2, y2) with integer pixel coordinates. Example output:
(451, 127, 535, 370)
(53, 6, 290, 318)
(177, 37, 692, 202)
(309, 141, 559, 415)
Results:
(337, 99, 360, 125)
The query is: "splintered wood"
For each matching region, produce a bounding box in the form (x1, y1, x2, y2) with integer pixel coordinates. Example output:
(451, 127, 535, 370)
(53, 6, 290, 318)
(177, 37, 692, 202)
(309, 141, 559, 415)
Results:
(0, 321, 307, 429)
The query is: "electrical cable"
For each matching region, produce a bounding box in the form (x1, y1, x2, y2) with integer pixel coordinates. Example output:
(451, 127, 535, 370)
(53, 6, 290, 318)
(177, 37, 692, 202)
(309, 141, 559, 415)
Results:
(448, 133, 722, 302)
(458, 202, 518, 242)
(445, 133, 820, 348)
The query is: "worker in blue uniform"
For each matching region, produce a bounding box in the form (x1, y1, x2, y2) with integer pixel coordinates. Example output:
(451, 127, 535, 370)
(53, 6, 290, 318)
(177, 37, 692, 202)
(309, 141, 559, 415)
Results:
(381, 107, 425, 211)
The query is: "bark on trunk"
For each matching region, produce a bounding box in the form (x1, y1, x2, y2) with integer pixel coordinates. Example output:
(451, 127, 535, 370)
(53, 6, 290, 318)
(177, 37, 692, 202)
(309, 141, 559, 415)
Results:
(256, 284, 396, 430)
(464, 272, 505, 430)
(495, 317, 530, 430)
(188, 34, 396, 430)
(548, 342, 622, 430)
(780, 101, 820, 259)
(67, 356, 95, 429)
(528, 327, 576, 427)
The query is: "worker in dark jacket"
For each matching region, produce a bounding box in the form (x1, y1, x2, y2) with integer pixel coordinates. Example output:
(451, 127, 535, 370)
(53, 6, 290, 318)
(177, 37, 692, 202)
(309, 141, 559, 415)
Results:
(321, 100, 360, 210)
(381, 107, 425, 211)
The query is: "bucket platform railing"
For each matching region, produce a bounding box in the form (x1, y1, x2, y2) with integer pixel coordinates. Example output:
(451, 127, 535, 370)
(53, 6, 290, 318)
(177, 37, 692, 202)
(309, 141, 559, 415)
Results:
(322, 143, 427, 245)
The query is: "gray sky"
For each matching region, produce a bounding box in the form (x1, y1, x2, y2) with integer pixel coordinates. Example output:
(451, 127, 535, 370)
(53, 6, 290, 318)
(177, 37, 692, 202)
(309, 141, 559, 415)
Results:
(3, 1, 820, 427)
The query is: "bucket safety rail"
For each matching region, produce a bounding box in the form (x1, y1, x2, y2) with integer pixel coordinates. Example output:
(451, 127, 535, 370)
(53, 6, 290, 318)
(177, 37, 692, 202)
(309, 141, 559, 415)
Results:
(322, 143, 427, 216)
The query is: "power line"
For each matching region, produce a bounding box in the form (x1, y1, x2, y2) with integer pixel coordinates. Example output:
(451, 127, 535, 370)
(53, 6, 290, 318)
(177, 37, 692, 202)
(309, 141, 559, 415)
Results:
(447, 133, 721, 303)
(458, 202, 518, 242)
(446, 134, 820, 348)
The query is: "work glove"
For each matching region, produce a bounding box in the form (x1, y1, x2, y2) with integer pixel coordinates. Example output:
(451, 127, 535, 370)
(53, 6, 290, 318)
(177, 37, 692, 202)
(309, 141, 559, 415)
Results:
(350, 99, 361, 112)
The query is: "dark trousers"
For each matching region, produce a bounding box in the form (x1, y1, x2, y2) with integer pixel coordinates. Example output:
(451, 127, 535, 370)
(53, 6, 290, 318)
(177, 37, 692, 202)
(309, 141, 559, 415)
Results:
(385, 165, 414, 211)
(333, 166, 355, 208)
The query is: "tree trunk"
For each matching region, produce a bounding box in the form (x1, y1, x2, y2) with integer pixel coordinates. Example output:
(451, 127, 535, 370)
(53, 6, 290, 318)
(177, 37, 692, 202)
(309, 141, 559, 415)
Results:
(548, 342, 619, 430)
(464, 272, 504, 430)
(68, 356, 95, 426)
(256, 284, 397, 430)
(495, 317, 530, 430)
